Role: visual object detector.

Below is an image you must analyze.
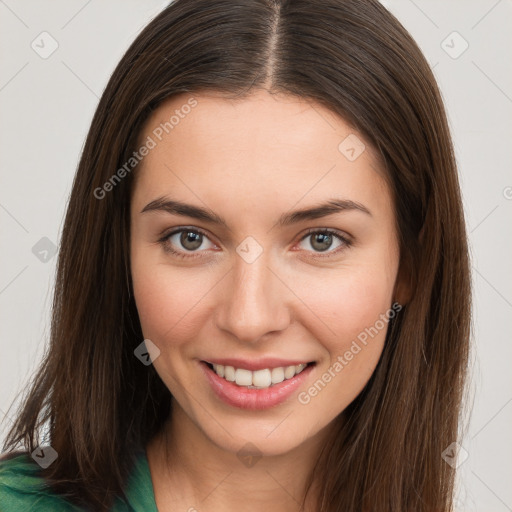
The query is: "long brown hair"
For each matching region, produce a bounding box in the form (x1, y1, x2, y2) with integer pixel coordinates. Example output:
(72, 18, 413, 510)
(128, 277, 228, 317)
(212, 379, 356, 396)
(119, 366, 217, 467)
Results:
(1, 0, 472, 510)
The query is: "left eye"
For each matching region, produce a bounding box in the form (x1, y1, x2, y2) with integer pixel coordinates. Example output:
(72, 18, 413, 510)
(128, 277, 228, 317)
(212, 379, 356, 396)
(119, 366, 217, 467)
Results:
(297, 229, 351, 256)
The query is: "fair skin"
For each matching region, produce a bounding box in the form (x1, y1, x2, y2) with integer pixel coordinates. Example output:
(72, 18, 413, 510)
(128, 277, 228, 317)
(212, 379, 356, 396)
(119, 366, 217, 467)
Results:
(130, 89, 407, 511)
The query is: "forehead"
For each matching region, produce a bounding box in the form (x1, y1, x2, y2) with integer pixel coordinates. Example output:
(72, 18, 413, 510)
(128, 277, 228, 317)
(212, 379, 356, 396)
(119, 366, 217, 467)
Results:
(132, 90, 391, 218)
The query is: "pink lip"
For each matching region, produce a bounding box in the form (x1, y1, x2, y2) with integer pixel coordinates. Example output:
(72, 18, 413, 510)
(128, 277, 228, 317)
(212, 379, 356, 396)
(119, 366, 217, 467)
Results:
(199, 361, 315, 410)
(203, 357, 314, 371)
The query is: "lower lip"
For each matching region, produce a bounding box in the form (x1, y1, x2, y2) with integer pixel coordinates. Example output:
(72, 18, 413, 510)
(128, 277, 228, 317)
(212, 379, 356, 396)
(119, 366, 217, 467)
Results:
(199, 361, 315, 410)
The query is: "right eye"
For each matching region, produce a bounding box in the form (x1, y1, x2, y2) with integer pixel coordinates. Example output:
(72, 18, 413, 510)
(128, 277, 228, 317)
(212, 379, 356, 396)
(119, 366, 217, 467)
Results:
(158, 227, 217, 259)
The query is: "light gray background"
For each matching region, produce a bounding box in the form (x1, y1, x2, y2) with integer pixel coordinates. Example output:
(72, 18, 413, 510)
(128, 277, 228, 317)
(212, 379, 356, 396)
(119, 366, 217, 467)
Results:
(1, 1, 511, 510)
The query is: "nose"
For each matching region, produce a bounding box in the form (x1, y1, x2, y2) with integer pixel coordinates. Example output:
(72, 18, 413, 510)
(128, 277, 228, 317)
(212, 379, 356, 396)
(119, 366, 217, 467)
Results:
(214, 251, 291, 344)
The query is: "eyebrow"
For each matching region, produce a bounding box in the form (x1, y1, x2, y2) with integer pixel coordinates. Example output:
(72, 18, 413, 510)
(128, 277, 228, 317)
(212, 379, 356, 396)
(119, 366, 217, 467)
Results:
(140, 196, 372, 228)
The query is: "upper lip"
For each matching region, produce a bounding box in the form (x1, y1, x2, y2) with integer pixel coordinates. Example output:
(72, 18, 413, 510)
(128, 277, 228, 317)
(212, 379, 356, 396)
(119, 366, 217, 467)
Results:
(202, 357, 314, 371)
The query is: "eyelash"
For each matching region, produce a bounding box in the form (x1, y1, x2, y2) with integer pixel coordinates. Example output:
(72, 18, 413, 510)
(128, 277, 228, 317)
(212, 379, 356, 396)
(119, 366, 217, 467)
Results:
(157, 227, 353, 260)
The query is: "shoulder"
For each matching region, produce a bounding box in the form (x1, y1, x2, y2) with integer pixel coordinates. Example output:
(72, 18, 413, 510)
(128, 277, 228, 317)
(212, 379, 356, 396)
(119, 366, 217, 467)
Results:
(0, 449, 152, 512)
(0, 451, 81, 511)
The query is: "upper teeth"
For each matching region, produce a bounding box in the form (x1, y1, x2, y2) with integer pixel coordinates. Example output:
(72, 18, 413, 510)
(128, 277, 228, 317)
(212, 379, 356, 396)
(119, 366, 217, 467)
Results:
(211, 363, 308, 389)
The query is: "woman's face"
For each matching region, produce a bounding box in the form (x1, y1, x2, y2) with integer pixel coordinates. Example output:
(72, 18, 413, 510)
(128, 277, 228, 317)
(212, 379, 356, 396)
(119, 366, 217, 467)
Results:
(130, 89, 403, 456)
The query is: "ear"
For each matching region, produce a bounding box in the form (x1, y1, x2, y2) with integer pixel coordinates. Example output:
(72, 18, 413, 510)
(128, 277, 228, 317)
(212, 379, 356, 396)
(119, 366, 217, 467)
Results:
(393, 260, 412, 306)
(393, 225, 424, 306)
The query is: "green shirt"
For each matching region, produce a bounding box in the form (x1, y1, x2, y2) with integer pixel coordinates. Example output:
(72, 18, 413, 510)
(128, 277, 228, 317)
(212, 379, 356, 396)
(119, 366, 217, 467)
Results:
(0, 448, 158, 511)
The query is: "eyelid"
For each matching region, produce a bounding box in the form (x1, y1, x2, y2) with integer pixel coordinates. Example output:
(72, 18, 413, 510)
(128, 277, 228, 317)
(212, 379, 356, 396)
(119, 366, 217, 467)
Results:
(300, 226, 352, 243)
(159, 225, 214, 243)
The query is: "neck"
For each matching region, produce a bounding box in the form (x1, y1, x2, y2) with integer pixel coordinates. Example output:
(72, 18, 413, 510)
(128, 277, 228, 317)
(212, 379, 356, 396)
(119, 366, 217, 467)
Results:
(147, 400, 332, 512)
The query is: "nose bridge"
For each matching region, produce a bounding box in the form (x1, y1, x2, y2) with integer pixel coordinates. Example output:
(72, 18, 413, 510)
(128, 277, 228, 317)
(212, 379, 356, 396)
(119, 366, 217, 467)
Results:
(215, 247, 290, 343)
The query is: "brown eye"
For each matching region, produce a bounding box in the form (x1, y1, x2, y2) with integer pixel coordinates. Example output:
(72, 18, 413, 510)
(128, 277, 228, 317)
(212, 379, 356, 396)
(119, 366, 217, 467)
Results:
(309, 232, 334, 252)
(297, 229, 352, 257)
(179, 230, 203, 251)
(159, 227, 215, 258)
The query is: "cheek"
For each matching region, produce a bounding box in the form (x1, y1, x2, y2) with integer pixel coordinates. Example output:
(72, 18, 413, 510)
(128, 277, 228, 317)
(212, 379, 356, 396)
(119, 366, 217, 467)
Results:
(131, 253, 214, 346)
(294, 271, 393, 413)
(333, 273, 396, 389)
(296, 265, 395, 347)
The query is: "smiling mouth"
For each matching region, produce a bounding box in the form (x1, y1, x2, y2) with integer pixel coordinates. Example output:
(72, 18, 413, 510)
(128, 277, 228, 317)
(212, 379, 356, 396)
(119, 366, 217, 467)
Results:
(202, 361, 316, 389)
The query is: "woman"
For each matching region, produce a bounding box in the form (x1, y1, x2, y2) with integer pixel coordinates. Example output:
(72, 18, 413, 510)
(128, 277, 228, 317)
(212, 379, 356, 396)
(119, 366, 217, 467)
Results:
(0, 0, 472, 510)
